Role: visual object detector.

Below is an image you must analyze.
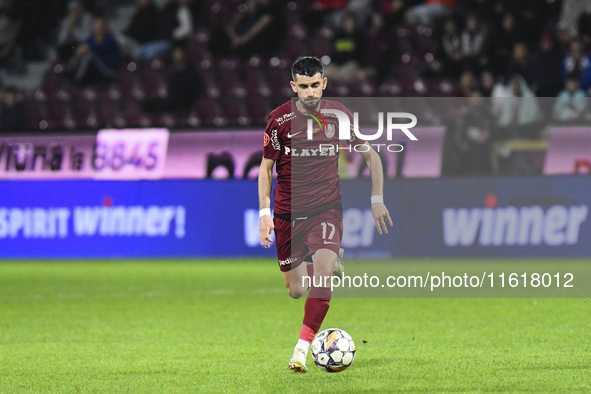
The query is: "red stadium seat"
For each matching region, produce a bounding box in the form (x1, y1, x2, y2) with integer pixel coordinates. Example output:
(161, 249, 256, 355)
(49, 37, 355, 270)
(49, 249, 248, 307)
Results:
(98, 101, 123, 128)
(48, 102, 70, 128)
(122, 100, 142, 127)
(197, 97, 221, 125)
(221, 97, 248, 125)
(72, 102, 98, 128)
(25, 102, 47, 129)
(247, 98, 270, 124)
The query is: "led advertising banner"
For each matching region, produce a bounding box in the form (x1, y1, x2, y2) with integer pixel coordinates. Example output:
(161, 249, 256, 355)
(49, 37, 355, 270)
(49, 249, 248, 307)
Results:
(544, 127, 591, 175)
(0, 128, 443, 180)
(1, 176, 589, 258)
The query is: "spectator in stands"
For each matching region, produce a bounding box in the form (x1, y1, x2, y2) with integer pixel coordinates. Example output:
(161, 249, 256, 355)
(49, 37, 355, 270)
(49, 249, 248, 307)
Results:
(141, 46, 202, 115)
(489, 13, 521, 77)
(439, 18, 462, 78)
(406, 0, 455, 26)
(504, 43, 533, 84)
(13, 0, 53, 61)
(0, 86, 25, 131)
(453, 90, 492, 175)
(0, 0, 22, 69)
(378, 0, 406, 26)
(57, 1, 93, 63)
(300, 0, 346, 36)
(498, 74, 542, 138)
(116, 0, 160, 57)
(419, 57, 453, 80)
(460, 13, 489, 73)
(530, 32, 564, 97)
(563, 38, 591, 92)
(134, 0, 193, 61)
(480, 71, 494, 97)
(208, 0, 284, 58)
(326, 12, 368, 83)
(67, 17, 120, 86)
(459, 70, 477, 97)
(558, 0, 591, 40)
(365, 12, 394, 84)
(553, 72, 588, 123)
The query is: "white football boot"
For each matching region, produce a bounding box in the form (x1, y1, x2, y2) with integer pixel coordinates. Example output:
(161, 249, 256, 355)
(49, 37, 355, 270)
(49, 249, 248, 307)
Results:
(333, 248, 345, 276)
(289, 347, 308, 373)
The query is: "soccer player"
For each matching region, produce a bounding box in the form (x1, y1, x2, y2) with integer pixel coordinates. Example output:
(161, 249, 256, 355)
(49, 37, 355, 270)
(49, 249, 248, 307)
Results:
(258, 56, 392, 373)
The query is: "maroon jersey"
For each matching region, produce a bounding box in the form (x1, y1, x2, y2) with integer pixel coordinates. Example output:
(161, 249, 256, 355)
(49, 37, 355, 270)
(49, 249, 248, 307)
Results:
(263, 99, 365, 215)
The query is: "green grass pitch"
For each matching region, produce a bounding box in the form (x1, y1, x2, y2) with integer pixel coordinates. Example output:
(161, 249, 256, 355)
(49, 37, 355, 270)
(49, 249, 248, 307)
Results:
(0, 259, 589, 393)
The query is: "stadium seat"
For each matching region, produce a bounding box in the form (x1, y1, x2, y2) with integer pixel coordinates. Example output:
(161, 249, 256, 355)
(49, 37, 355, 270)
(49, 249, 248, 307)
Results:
(217, 70, 241, 97)
(30, 89, 48, 103)
(98, 101, 123, 128)
(42, 72, 62, 95)
(310, 39, 331, 58)
(122, 100, 142, 127)
(379, 80, 403, 97)
(247, 98, 270, 124)
(79, 87, 99, 103)
(72, 102, 98, 128)
(48, 102, 70, 129)
(159, 113, 178, 128)
(197, 97, 221, 125)
(54, 88, 72, 103)
(221, 97, 248, 125)
(25, 102, 47, 129)
(142, 72, 166, 99)
(104, 84, 123, 102)
(185, 111, 202, 127)
(117, 72, 138, 98)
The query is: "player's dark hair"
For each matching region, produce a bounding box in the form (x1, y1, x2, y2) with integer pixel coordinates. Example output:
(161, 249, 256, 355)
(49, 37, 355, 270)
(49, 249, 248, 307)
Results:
(291, 56, 324, 81)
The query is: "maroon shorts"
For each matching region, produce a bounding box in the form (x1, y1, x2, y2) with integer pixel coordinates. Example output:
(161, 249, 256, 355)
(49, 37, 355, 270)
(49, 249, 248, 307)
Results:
(274, 209, 343, 272)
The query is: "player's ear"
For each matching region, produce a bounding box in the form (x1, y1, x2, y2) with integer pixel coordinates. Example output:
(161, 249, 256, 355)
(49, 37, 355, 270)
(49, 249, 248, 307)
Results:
(290, 80, 297, 93)
(322, 77, 327, 90)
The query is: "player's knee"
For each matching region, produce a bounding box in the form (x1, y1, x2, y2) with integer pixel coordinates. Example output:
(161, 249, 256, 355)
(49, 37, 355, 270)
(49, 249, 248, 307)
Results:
(286, 284, 305, 299)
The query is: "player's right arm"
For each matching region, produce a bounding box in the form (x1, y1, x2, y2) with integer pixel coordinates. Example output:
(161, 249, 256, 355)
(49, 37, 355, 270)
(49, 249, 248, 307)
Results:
(258, 157, 275, 248)
(258, 115, 281, 248)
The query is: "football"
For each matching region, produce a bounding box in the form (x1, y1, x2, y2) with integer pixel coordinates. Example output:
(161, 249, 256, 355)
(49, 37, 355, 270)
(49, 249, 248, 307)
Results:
(311, 328, 356, 372)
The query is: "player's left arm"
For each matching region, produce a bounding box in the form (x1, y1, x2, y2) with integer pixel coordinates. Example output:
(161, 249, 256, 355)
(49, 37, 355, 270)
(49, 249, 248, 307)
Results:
(357, 142, 393, 235)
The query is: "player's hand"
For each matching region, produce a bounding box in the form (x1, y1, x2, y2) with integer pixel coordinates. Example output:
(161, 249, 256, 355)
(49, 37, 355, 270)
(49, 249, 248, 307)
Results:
(259, 215, 274, 248)
(371, 203, 393, 235)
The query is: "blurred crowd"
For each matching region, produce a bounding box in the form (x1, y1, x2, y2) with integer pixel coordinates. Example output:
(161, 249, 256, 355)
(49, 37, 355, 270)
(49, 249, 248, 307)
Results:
(0, 0, 590, 175)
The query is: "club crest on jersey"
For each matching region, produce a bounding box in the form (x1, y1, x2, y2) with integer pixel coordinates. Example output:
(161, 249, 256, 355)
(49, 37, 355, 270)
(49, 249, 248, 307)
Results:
(264, 133, 270, 146)
(325, 123, 335, 138)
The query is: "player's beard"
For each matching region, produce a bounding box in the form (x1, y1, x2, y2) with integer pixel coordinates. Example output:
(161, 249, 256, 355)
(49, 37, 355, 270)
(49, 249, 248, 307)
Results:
(301, 97, 320, 110)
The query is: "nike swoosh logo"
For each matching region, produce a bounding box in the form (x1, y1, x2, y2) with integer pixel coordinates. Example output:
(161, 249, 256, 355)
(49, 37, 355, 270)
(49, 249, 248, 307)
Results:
(287, 130, 303, 138)
(323, 240, 338, 245)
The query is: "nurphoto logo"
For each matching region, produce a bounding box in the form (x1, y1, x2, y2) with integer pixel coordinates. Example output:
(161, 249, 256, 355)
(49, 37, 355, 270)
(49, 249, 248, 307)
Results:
(305, 109, 418, 153)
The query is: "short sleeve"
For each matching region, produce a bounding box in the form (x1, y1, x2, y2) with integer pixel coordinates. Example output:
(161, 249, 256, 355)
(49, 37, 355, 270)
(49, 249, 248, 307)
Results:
(263, 115, 281, 160)
(340, 106, 367, 146)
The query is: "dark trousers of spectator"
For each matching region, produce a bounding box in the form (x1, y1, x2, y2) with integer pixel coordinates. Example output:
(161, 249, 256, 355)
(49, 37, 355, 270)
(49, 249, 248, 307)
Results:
(57, 41, 79, 62)
(67, 52, 115, 86)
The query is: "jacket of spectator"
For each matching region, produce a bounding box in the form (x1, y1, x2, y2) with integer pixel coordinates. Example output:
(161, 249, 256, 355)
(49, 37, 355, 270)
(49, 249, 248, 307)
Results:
(530, 34, 564, 97)
(124, 0, 160, 44)
(498, 75, 542, 127)
(157, 0, 192, 42)
(0, 0, 20, 53)
(86, 31, 120, 70)
(330, 14, 366, 66)
(563, 41, 591, 92)
(553, 75, 588, 121)
(559, 0, 591, 36)
(554, 90, 588, 122)
(57, 1, 92, 45)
